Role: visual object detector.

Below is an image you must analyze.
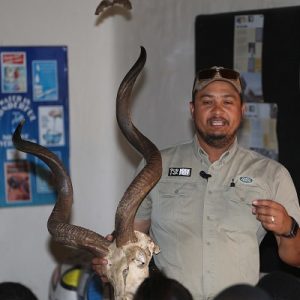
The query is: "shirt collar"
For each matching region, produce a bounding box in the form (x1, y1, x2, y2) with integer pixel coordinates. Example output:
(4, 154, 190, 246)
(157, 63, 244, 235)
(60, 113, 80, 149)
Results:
(192, 135, 238, 167)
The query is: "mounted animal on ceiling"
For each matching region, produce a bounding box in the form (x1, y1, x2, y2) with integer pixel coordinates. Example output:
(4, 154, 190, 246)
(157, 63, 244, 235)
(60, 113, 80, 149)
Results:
(12, 46, 162, 300)
(95, 0, 132, 15)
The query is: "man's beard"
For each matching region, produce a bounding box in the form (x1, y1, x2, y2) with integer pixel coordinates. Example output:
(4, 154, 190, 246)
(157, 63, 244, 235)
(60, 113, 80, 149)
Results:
(197, 129, 238, 149)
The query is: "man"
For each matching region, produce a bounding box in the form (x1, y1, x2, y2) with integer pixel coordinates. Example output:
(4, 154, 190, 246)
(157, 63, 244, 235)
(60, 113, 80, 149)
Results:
(93, 67, 300, 299)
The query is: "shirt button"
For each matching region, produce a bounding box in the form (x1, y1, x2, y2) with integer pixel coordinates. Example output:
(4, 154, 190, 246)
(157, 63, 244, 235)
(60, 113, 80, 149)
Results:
(208, 190, 212, 194)
(206, 241, 211, 246)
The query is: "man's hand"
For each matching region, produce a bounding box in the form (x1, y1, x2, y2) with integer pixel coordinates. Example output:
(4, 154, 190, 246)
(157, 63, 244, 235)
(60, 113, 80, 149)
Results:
(91, 234, 114, 282)
(253, 199, 300, 267)
(252, 199, 292, 236)
(92, 257, 109, 282)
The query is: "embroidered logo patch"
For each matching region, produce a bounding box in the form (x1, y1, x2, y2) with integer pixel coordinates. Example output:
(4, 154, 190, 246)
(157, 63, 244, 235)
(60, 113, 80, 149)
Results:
(239, 176, 253, 183)
(168, 168, 192, 177)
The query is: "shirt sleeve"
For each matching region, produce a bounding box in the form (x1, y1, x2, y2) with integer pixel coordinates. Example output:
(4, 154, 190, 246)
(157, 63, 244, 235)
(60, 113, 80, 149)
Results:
(274, 165, 300, 224)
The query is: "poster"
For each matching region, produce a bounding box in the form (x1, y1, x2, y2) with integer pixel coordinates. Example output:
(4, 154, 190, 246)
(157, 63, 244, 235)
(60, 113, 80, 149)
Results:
(238, 102, 278, 160)
(0, 46, 69, 207)
(234, 14, 264, 102)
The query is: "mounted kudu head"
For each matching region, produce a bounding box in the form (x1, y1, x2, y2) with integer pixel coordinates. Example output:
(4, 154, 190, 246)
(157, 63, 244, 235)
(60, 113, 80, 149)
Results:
(12, 47, 162, 300)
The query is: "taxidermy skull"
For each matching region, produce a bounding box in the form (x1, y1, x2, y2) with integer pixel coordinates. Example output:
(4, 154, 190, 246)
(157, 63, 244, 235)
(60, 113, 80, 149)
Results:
(12, 46, 161, 300)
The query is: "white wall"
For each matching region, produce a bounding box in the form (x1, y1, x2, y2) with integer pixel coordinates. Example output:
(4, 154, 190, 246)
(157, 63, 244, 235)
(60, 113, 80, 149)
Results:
(1, 1, 300, 299)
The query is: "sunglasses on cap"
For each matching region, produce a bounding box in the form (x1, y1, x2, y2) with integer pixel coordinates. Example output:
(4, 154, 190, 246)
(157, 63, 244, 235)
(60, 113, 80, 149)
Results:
(193, 66, 242, 94)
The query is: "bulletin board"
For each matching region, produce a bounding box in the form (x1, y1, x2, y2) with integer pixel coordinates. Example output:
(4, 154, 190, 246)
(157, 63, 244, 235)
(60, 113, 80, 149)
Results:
(195, 6, 300, 276)
(0, 46, 69, 207)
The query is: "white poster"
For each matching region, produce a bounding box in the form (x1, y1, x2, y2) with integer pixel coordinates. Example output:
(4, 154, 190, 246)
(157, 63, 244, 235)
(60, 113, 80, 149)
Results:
(234, 14, 264, 102)
(238, 102, 278, 160)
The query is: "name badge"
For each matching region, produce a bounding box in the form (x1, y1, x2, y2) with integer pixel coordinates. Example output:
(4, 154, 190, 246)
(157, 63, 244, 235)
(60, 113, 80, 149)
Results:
(168, 168, 192, 177)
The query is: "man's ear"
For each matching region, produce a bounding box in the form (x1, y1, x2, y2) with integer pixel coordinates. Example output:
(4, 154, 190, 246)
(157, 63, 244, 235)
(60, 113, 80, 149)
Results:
(241, 102, 246, 117)
(189, 101, 195, 119)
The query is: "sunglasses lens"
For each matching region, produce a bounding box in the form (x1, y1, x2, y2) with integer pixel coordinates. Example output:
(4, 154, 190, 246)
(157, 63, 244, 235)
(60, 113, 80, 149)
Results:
(219, 69, 240, 79)
(197, 69, 217, 80)
(197, 68, 240, 81)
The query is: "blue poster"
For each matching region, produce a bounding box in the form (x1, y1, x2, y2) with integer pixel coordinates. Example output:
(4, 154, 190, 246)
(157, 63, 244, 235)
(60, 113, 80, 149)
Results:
(0, 46, 69, 207)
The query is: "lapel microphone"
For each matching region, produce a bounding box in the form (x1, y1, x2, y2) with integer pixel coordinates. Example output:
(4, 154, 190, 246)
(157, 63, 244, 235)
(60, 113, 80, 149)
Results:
(200, 170, 212, 180)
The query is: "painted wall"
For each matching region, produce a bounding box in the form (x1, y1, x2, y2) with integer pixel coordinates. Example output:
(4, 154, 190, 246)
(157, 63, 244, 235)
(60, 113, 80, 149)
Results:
(0, 0, 300, 298)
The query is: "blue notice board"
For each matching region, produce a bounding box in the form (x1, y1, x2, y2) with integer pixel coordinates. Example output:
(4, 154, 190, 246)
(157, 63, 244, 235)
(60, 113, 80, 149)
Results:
(0, 46, 69, 207)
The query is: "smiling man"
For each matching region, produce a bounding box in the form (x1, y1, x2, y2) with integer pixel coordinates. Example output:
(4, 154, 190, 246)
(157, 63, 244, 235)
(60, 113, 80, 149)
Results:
(93, 66, 300, 300)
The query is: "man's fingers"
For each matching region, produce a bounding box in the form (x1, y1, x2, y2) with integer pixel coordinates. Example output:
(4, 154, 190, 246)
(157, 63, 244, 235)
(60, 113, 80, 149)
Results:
(90, 232, 113, 283)
(91, 257, 110, 283)
(256, 214, 277, 225)
(252, 199, 276, 208)
(105, 234, 114, 242)
(92, 257, 108, 265)
(91, 257, 108, 276)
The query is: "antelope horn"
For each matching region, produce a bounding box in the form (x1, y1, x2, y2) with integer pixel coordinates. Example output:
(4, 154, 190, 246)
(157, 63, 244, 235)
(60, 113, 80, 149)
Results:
(114, 46, 162, 247)
(12, 120, 110, 257)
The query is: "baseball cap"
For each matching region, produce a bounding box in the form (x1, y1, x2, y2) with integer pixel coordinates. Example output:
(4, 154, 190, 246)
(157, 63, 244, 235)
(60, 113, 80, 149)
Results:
(192, 66, 243, 94)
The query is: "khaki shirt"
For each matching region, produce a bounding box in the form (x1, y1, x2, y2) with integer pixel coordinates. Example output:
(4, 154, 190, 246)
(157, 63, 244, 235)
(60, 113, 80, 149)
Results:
(136, 136, 300, 300)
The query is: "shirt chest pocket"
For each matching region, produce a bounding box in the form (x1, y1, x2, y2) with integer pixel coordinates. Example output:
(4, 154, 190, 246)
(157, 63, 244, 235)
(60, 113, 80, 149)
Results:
(154, 181, 200, 222)
(218, 183, 267, 232)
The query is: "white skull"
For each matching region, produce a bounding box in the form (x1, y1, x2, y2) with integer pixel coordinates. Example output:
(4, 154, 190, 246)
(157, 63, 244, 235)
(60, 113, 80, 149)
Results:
(105, 231, 160, 300)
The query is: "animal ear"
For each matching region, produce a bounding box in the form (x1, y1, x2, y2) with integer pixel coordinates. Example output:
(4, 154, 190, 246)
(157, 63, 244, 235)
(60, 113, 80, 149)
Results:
(153, 244, 160, 255)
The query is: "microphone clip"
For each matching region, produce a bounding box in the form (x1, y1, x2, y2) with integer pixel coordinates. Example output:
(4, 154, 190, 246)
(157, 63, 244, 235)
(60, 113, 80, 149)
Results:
(200, 170, 212, 180)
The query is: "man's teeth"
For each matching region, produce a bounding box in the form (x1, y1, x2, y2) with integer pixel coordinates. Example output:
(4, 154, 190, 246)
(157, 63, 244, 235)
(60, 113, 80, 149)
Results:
(211, 120, 224, 126)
